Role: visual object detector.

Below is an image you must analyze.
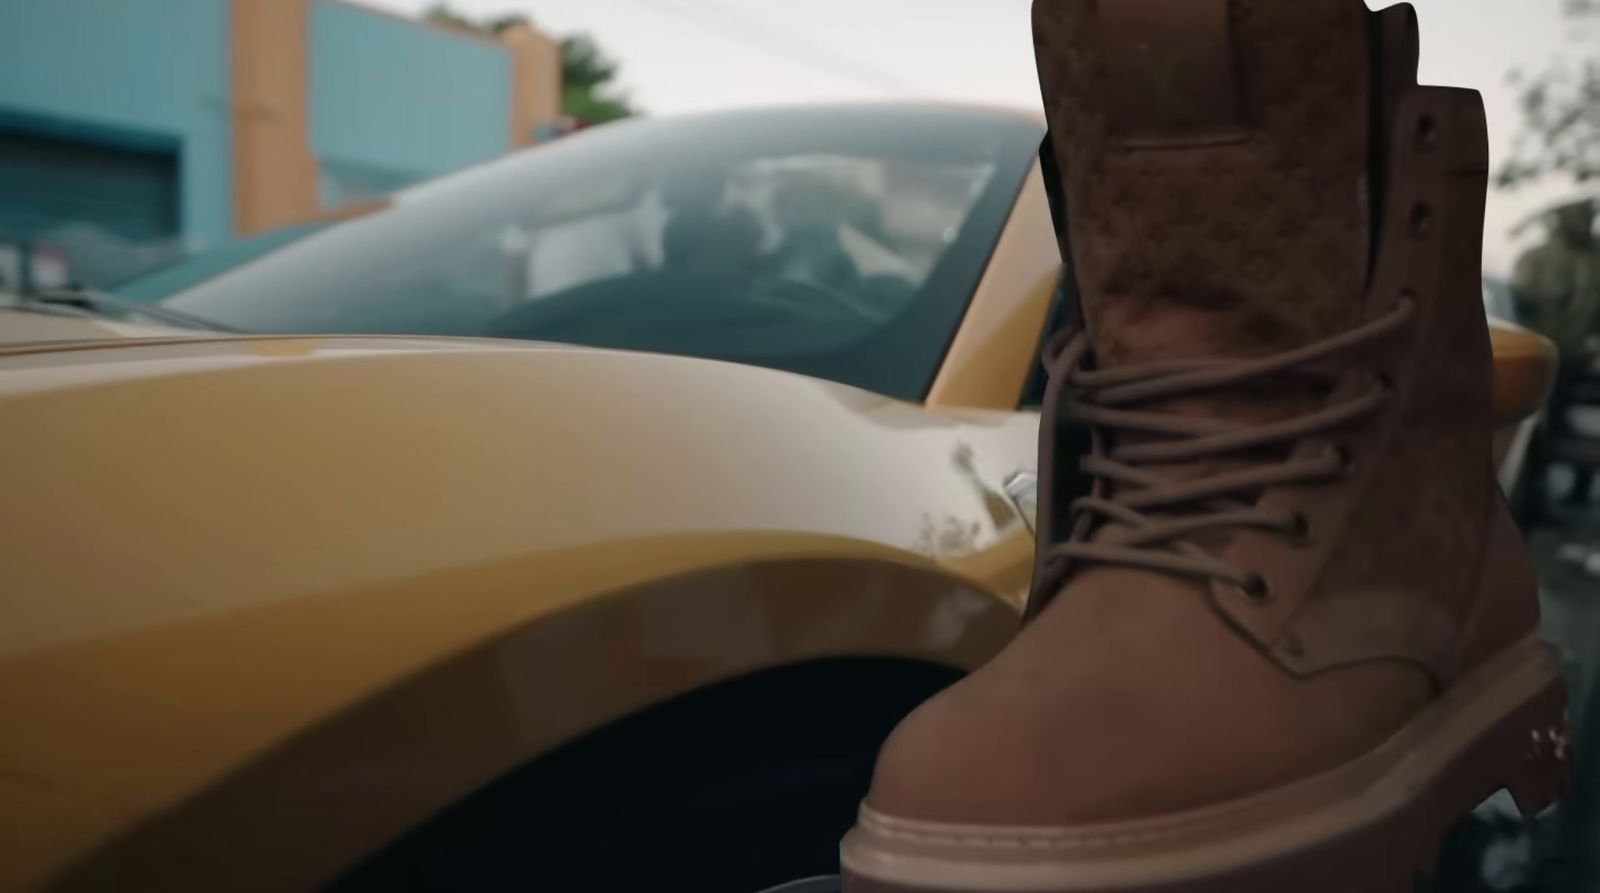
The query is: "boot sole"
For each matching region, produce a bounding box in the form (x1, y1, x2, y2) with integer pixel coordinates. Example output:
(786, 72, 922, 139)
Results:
(840, 634, 1568, 892)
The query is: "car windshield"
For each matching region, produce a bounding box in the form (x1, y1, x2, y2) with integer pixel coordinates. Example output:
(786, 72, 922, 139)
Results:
(152, 107, 1042, 400)
(114, 221, 329, 301)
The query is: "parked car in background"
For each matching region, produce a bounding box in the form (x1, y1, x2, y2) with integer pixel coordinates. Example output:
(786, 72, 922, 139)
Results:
(1485, 276, 1518, 323)
(0, 105, 1559, 893)
(1483, 277, 1562, 507)
(1482, 275, 1597, 525)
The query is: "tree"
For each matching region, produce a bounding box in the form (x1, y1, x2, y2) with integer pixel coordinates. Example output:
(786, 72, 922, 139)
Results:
(422, 3, 528, 35)
(1497, 1, 1599, 187)
(559, 35, 636, 126)
(422, 5, 637, 126)
(420, 3, 484, 36)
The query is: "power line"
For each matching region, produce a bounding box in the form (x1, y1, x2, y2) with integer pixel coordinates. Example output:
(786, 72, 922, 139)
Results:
(652, 0, 920, 94)
(688, 0, 925, 94)
(605, 0, 926, 96)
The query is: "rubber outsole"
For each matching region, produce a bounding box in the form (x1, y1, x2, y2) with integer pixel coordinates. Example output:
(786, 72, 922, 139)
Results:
(840, 636, 1567, 892)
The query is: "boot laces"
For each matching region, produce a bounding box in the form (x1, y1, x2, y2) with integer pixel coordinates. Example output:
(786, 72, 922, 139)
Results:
(1038, 297, 1414, 597)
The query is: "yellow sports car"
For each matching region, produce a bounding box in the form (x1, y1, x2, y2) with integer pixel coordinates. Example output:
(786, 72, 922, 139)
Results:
(0, 104, 1554, 893)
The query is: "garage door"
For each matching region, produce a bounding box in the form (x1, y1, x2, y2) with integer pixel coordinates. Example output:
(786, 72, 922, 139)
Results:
(0, 129, 180, 291)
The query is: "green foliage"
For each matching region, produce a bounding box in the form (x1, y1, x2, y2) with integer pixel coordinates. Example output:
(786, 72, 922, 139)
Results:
(1499, 0, 1600, 187)
(422, 2, 527, 34)
(484, 14, 532, 34)
(559, 35, 635, 125)
(560, 35, 617, 91)
(422, 6, 637, 126)
(421, 3, 484, 34)
(561, 87, 634, 126)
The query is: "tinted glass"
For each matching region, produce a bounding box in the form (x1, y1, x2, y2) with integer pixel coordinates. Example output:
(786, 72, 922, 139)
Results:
(115, 221, 326, 301)
(160, 107, 1042, 400)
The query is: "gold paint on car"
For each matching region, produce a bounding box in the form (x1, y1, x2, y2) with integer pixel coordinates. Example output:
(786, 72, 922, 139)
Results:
(0, 334, 1036, 890)
(926, 162, 1061, 410)
(1487, 317, 1559, 429)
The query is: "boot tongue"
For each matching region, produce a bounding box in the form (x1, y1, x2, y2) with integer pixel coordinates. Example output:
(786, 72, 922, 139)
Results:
(1073, 140, 1371, 372)
(1058, 0, 1374, 369)
(1080, 271, 1352, 531)
(1032, 0, 1377, 599)
(1068, 137, 1373, 541)
(1079, 294, 1322, 554)
(1089, 287, 1311, 368)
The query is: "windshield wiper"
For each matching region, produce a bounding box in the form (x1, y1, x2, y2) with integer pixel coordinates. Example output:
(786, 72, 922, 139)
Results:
(21, 288, 244, 333)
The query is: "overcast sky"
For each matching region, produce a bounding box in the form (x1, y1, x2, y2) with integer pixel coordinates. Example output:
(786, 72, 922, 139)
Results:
(365, 0, 1590, 274)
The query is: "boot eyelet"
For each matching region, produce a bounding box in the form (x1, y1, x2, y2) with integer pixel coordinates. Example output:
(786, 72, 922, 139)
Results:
(1332, 444, 1356, 477)
(1286, 511, 1313, 544)
(1409, 203, 1433, 237)
(1415, 114, 1439, 151)
(1242, 574, 1273, 603)
(1280, 634, 1307, 659)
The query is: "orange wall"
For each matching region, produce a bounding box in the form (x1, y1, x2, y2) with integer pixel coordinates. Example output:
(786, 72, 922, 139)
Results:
(231, 0, 321, 237)
(230, 1, 561, 237)
(502, 24, 562, 148)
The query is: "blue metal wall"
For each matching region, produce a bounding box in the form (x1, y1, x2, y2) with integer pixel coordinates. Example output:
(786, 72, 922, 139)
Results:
(310, 0, 512, 205)
(0, 0, 232, 254)
(0, 0, 517, 285)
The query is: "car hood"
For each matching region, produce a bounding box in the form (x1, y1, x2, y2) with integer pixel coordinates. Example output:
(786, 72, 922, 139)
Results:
(0, 331, 1038, 887)
(0, 329, 1033, 670)
(0, 328, 1034, 674)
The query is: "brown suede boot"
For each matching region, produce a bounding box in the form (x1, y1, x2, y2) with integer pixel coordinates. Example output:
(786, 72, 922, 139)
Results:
(841, 2, 1568, 891)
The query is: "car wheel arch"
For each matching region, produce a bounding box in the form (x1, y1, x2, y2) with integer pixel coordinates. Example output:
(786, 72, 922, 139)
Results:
(50, 553, 1017, 892)
(329, 655, 966, 890)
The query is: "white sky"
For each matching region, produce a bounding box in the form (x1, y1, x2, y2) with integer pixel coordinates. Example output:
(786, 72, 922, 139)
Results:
(365, 0, 1591, 274)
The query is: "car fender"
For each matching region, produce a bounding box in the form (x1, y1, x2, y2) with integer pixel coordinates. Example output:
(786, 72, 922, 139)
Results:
(0, 335, 1037, 890)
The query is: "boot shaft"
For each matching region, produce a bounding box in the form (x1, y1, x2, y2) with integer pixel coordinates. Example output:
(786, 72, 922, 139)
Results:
(1031, 0, 1535, 685)
(1036, 0, 1372, 367)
